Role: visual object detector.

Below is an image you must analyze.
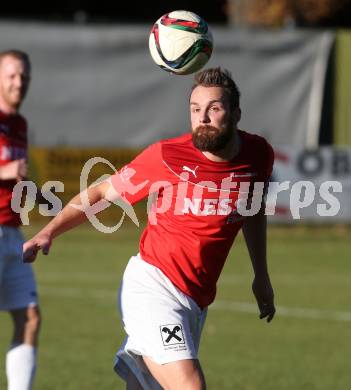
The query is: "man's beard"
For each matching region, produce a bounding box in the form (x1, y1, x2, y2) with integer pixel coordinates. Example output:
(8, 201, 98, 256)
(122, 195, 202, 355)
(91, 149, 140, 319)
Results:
(192, 125, 233, 152)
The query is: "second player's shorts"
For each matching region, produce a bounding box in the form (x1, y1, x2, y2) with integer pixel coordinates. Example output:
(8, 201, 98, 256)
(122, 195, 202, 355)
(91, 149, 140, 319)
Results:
(114, 254, 207, 389)
(0, 225, 38, 311)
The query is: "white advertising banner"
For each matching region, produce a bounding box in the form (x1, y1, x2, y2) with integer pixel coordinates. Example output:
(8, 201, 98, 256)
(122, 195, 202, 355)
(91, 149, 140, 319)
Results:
(268, 147, 351, 222)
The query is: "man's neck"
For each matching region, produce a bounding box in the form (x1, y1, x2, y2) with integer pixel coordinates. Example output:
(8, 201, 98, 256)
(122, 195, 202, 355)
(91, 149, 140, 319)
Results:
(0, 100, 18, 115)
(202, 129, 241, 163)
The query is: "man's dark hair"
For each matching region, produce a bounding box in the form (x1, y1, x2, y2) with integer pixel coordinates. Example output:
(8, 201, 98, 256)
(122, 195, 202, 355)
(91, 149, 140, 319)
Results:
(0, 49, 31, 71)
(192, 67, 240, 108)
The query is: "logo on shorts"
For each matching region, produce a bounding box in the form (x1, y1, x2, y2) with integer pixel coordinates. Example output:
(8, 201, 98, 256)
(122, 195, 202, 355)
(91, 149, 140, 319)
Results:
(160, 324, 185, 346)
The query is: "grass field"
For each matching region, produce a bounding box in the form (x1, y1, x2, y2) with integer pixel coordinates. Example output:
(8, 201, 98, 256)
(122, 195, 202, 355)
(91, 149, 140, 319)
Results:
(1, 223, 350, 389)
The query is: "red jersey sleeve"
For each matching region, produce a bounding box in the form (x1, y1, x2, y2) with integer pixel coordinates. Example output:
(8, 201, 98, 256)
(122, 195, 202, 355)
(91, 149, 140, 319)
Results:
(110, 141, 168, 205)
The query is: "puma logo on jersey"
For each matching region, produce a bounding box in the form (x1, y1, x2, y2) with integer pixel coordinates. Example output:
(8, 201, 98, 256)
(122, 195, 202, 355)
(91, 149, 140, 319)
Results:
(182, 165, 199, 178)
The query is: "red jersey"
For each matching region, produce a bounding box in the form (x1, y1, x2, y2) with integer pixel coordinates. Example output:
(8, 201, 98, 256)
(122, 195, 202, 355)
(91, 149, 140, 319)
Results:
(0, 110, 28, 227)
(111, 130, 274, 308)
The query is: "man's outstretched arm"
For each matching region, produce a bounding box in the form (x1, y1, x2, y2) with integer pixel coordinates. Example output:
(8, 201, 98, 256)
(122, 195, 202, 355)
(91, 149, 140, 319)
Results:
(23, 179, 111, 263)
(242, 205, 276, 322)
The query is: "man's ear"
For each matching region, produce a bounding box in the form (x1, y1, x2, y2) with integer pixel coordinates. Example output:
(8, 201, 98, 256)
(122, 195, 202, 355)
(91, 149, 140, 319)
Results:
(233, 107, 241, 124)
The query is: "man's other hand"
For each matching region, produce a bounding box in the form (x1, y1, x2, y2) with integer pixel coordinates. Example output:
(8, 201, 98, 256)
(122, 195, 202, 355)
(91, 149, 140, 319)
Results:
(252, 275, 276, 323)
(23, 234, 52, 263)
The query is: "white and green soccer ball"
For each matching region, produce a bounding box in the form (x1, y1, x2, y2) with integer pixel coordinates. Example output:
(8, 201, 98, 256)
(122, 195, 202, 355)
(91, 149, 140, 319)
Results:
(149, 10, 213, 75)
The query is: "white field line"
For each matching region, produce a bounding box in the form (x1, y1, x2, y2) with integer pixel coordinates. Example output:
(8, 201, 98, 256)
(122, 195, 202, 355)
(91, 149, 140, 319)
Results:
(38, 272, 351, 286)
(38, 271, 120, 283)
(218, 274, 350, 285)
(39, 285, 351, 322)
(39, 285, 116, 300)
(212, 300, 351, 322)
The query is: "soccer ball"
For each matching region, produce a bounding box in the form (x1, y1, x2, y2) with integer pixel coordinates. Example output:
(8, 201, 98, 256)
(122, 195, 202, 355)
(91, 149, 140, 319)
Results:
(149, 10, 213, 75)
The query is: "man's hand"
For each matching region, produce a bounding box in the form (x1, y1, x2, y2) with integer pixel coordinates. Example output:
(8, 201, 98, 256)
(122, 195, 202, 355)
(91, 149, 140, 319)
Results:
(252, 274, 276, 323)
(0, 159, 28, 181)
(23, 233, 52, 263)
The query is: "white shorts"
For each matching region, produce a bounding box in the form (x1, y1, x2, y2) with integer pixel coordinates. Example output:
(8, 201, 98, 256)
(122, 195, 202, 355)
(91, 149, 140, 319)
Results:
(114, 254, 207, 389)
(0, 225, 38, 311)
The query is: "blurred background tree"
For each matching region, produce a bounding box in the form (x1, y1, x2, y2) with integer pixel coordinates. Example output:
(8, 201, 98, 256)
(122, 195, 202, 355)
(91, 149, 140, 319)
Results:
(227, 0, 351, 27)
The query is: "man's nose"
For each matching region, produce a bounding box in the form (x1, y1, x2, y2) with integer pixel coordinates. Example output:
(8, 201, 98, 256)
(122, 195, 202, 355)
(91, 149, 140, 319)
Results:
(14, 76, 23, 88)
(199, 111, 210, 124)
